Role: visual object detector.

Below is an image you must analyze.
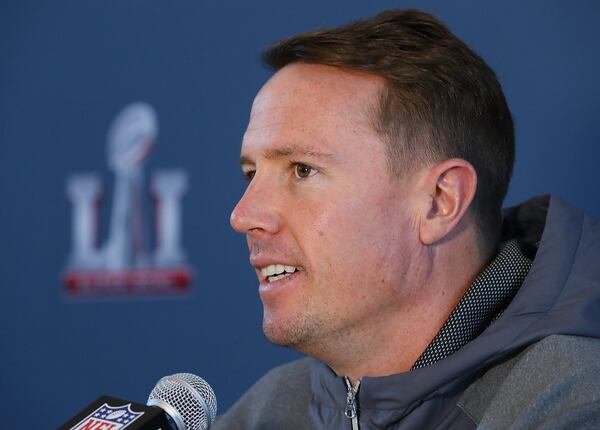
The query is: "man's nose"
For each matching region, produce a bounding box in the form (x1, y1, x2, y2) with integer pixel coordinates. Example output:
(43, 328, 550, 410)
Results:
(230, 177, 282, 236)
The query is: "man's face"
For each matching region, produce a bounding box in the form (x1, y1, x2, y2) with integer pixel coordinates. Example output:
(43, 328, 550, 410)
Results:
(230, 63, 421, 354)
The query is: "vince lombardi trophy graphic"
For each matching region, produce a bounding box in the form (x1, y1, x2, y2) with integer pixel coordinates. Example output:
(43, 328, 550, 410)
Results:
(64, 103, 192, 295)
(105, 103, 156, 269)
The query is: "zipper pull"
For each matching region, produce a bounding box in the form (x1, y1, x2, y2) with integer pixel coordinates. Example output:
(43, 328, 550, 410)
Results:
(345, 393, 357, 419)
(344, 377, 361, 430)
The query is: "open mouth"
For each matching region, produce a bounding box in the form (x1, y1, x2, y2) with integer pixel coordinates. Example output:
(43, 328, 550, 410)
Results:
(260, 264, 304, 283)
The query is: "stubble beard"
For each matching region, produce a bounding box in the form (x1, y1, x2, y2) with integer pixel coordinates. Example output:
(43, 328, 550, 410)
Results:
(262, 307, 327, 353)
(261, 303, 359, 364)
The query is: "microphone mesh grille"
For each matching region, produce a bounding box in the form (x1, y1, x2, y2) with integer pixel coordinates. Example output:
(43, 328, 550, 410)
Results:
(148, 373, 217, 430)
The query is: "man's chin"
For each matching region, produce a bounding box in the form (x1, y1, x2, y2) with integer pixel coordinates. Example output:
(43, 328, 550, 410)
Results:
(262, 318, 310, 349)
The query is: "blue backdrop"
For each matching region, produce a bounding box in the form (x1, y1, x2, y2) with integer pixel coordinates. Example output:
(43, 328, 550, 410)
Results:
(1, 1, 599, 428)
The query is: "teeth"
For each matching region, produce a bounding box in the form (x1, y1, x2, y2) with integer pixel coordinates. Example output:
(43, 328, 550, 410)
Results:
(260, 264, 303, 281)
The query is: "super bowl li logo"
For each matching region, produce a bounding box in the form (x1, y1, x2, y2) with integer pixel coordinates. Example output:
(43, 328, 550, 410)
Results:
(63, 103, 192, 295)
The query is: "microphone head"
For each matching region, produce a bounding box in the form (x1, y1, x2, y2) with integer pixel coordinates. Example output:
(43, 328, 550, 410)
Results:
(148, 373, 217, 430)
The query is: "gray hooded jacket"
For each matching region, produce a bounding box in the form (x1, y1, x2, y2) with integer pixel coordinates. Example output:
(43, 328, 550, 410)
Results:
(214, 196, 600, 429)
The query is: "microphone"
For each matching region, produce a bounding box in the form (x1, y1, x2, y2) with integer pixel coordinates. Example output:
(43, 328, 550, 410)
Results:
(59, 373, 217, 430)
(148, 373, 218, 430)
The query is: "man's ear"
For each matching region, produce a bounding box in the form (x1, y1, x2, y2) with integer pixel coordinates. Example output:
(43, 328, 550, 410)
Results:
(418, 158, 477, 246)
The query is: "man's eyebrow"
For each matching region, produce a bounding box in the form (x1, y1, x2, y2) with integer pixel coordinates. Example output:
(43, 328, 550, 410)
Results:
(239, 145, 335, 166)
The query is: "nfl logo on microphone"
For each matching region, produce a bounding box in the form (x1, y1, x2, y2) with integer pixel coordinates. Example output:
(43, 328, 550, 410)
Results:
(71, 403, 144, 430)
(63, 102, 193, 296)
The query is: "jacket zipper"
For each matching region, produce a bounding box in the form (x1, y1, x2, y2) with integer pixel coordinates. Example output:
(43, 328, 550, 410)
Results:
(344, 377, 361, 430)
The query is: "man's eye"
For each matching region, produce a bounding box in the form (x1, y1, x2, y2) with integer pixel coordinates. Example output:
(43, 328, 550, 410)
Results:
(243, 170, 256, 181)
(293, 163, 317, 179)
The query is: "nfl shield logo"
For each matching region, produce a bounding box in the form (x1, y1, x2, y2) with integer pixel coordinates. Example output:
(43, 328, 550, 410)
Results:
(70, 403, 144, 430)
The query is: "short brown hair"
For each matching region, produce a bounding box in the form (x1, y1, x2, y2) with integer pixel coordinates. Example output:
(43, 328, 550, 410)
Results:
(263, 9, 514, 258)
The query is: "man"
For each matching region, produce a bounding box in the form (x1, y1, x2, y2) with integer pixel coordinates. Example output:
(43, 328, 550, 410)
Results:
(218, 9, 600, 429)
